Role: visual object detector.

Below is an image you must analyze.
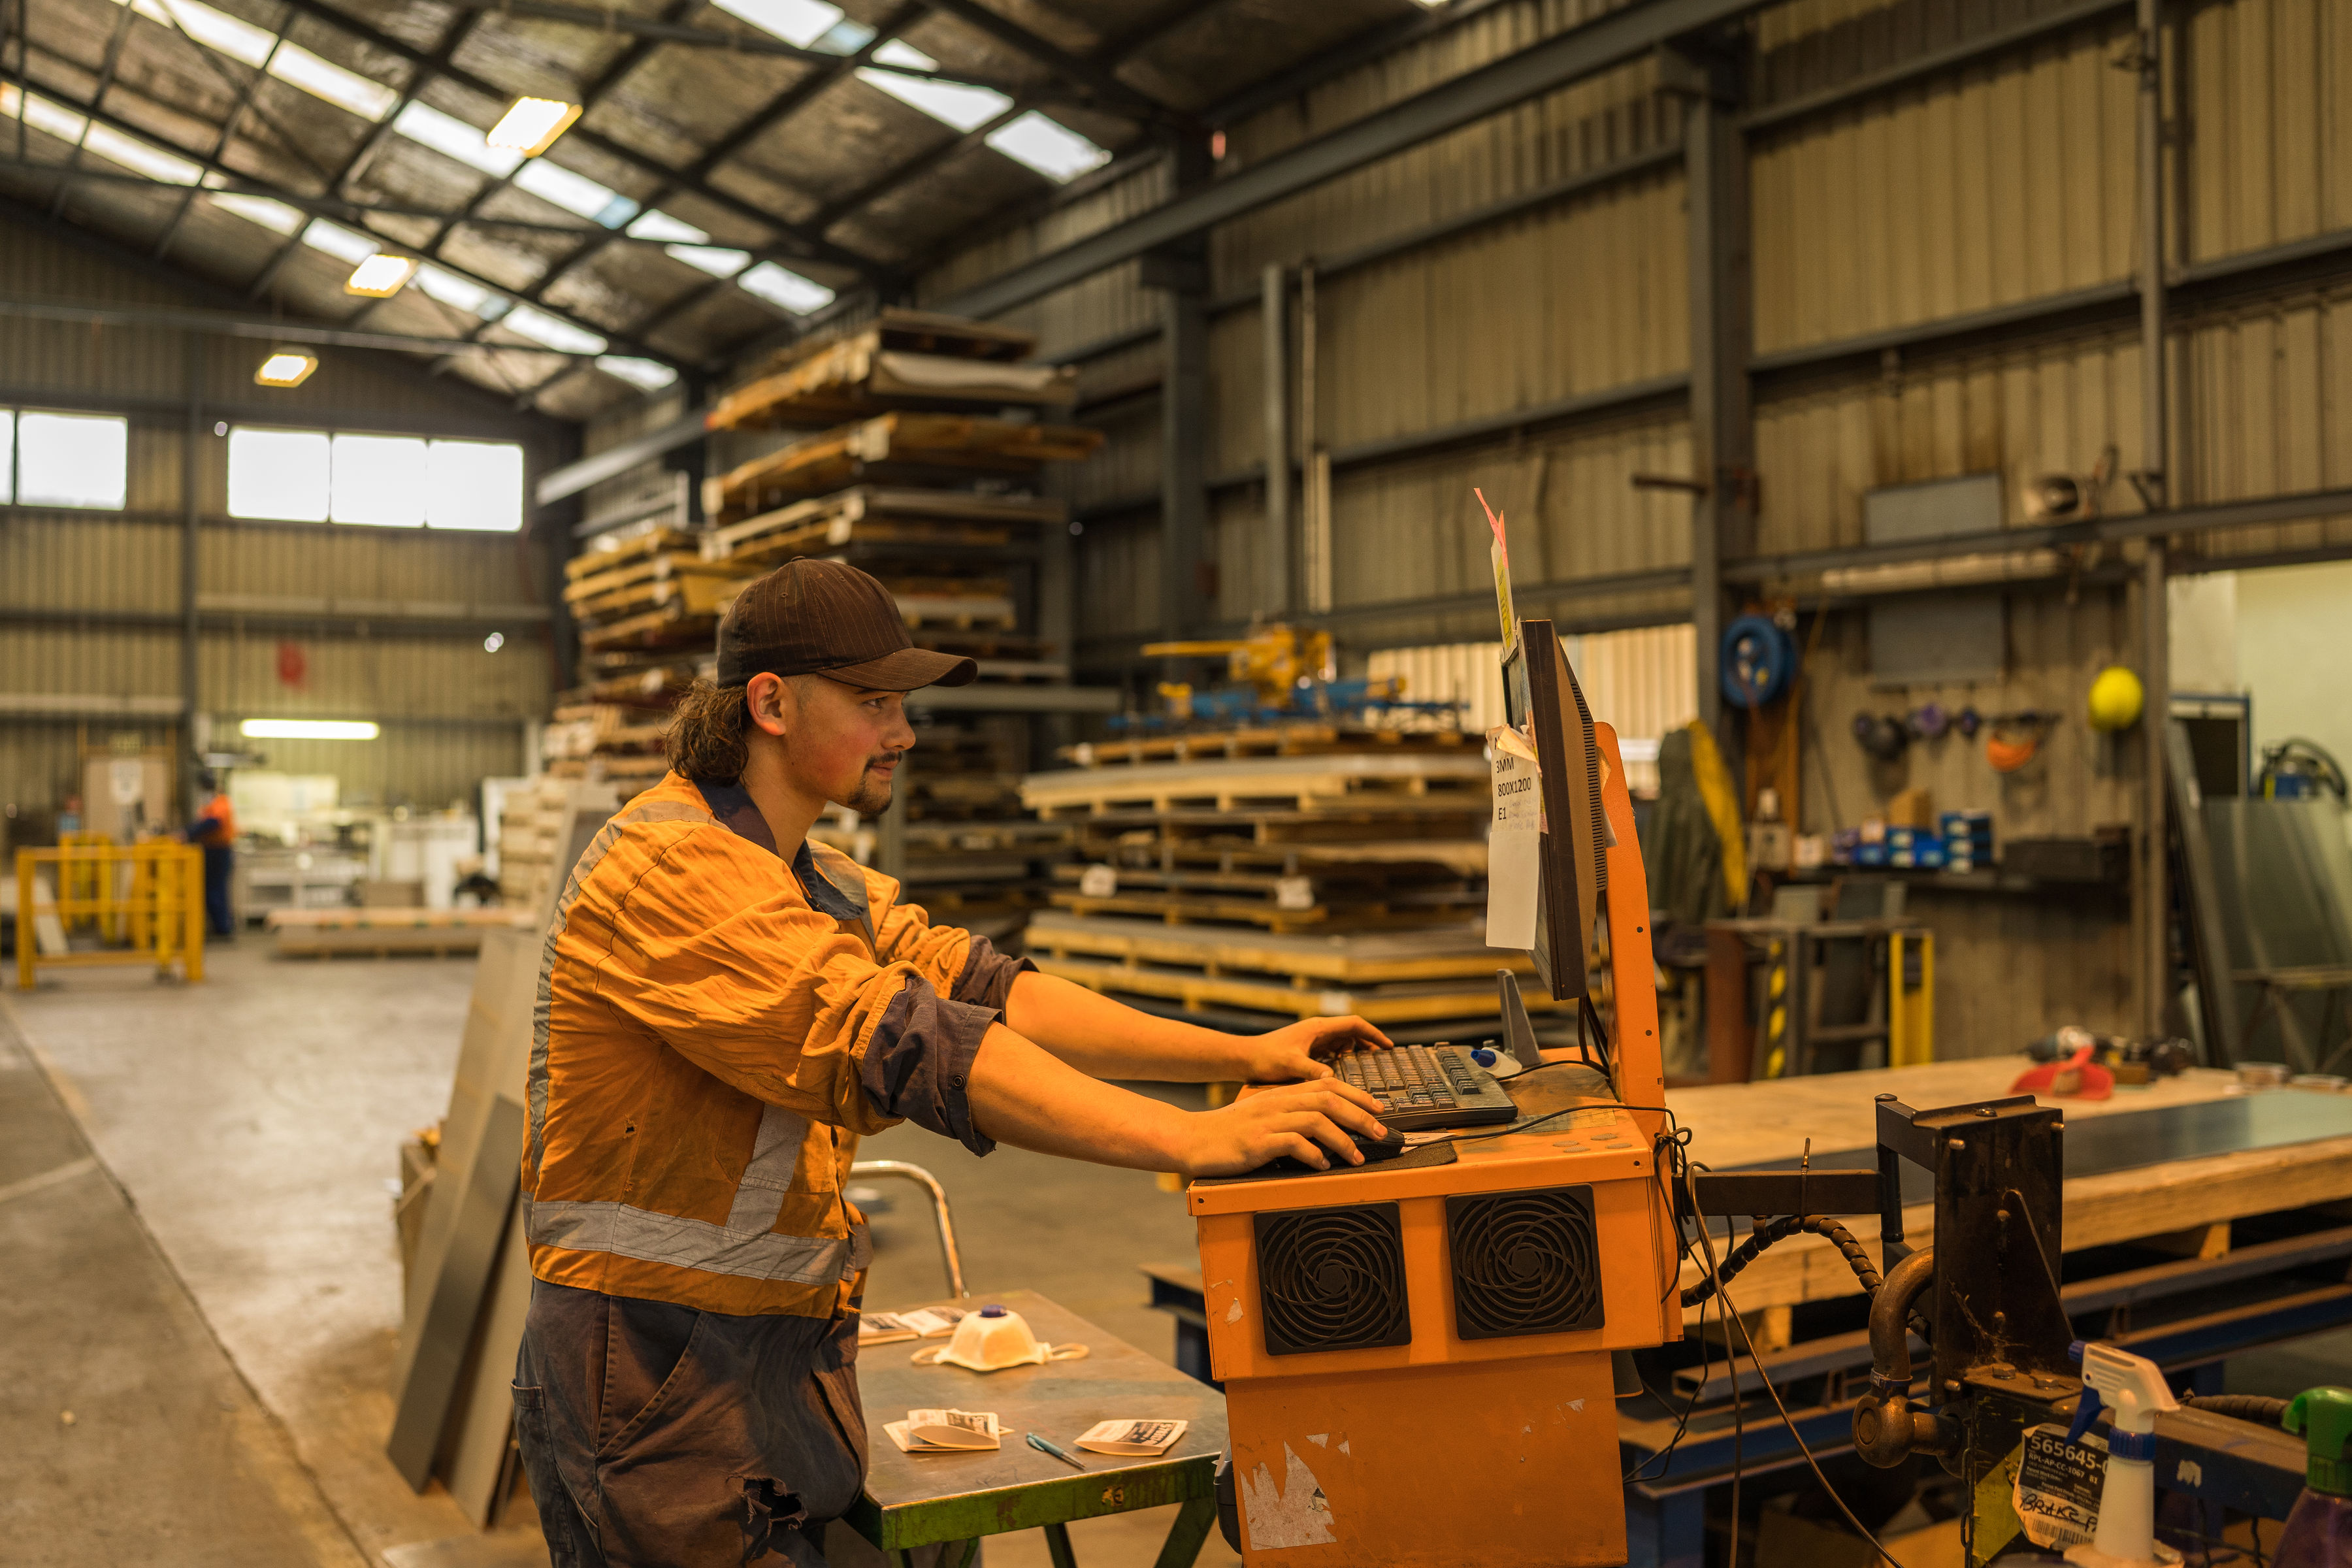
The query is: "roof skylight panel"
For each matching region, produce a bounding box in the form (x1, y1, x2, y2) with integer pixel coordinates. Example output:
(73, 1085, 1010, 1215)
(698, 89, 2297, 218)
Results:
(391, 101, 524, 177)
(503, 306, 607, 354)
(857, 41, 1011, 132)
(738, 262, 834, 314)
(512, 158, 639, 227)
(986, 110, 1109, 182)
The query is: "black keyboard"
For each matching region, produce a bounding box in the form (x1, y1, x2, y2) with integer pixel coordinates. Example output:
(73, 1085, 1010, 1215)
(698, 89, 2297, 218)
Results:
(1333, 1044, 1519, 1132)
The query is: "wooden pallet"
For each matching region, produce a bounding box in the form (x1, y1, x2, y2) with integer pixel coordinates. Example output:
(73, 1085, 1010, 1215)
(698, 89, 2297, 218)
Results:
(1020, 753, 1490, 819)
(564, 525, 697, 580)
(578, 603, 717, 651)
(1022, 910, 1532, 985)
(735, 307, 1039, 382)
(563, 550, 751, 606)
(267, 907, 531, 958)
(1076, 828, 1490, 879)
(571, 570, 747, 628)
(1063, 725, 1478, 767)
(707, 414, 1104, 524)
(709, 325, 1077, 431)
(1032, 955, 1560, 1025)
(1051, 862, 1472, 901)
(705, 485, 1065, 568)
(1046, 889, 1482, 932)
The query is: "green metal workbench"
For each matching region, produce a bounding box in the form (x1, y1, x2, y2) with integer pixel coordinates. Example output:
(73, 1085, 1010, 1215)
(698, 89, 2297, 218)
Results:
(842, 1288, 1228, 1568)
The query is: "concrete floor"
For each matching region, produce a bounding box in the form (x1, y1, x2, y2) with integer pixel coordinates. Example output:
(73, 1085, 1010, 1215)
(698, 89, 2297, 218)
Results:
(2, 943, 1240, 1568)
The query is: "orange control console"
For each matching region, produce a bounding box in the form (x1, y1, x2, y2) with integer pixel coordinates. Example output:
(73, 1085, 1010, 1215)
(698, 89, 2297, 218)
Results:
(1189, 722, 1679, 1567)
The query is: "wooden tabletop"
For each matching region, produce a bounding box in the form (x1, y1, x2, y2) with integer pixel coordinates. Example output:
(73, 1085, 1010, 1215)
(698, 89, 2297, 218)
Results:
(845, 1288, 1229, 1554)
(1659, 1058, 2352, 1314)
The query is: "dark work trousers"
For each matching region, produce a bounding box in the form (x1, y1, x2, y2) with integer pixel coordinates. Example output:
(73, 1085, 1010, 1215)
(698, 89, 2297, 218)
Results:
(513, 1277, 868, 1568)
(201, 845, 235, 938)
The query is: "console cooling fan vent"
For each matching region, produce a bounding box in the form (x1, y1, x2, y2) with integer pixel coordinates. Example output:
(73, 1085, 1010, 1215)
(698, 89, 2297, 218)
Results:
(1253, 1201, 1411, 1356)
(1446, 1185, 1604, 1340)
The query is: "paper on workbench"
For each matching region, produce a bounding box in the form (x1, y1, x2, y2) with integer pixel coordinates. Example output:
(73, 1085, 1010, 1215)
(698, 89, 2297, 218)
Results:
(887, 1409, 1002, 1453)
(1075, 1419, 1188, 1456)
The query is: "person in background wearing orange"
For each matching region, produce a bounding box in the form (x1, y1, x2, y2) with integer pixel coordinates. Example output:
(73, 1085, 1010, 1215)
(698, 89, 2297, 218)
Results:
(186, 770, 237, 939)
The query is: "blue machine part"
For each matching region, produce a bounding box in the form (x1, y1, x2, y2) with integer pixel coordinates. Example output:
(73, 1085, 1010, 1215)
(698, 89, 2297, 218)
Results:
(1721, 615, 1797, 708)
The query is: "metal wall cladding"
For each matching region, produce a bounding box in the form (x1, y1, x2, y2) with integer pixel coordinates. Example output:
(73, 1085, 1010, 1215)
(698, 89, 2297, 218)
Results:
(1749, 16, 2142, 357)
(1311, 172, 1688, 456)
(1214, 67, 1676, 293)
(1072, 514, 1162, 649)
(0, 624, 180, 698)
(921, 163, 1170, 357)
(200, 632, 550, 724)
(1754, 329, 2148, 555)
(1328, 412, 1695, 608)
(2181, 0, 2352, 263)
(2176, 289, 2352, 560)
(581, 385, 690, 525)
(0, 511, 182, 615)
(199, 523, 547, 610)
(1067, 399, 1161, 514)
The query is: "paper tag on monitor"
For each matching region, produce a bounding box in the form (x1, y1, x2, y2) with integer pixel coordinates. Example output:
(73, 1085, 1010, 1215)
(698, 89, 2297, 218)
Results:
(1486, 727, 1541, 952)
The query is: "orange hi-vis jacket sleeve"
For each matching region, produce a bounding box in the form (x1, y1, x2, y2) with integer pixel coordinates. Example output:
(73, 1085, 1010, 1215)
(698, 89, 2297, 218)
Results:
(522, 772, 1030, 1318)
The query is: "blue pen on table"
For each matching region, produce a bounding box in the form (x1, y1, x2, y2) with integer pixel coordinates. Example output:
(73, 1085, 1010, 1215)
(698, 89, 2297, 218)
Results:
(1026, 1431, 1085, 1469)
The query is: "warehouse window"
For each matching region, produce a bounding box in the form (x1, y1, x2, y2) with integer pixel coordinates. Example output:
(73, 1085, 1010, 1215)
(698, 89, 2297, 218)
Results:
(1, 410, 130, 510)
(225, 426, 524, 531)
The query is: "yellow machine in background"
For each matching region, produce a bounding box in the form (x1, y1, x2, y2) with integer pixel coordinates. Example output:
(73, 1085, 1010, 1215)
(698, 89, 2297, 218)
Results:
(1143, 625, 1335, 707)
(16, 841, 205, 989)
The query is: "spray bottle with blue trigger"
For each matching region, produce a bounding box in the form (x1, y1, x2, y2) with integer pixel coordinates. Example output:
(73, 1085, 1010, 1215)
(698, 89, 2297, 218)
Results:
(2062, 1340, 2180, 1568)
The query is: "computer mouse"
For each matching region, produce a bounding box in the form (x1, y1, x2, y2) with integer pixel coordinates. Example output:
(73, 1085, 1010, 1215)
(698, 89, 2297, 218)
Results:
(1245, 1126, 1409, 1177)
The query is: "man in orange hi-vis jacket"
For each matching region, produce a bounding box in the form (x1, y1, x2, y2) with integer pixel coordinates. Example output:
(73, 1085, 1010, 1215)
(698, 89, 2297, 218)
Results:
(515, 558, 1392, 1568)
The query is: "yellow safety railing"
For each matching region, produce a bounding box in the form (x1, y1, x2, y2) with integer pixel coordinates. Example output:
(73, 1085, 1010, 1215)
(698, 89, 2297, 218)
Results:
(15, 842, 205, 990)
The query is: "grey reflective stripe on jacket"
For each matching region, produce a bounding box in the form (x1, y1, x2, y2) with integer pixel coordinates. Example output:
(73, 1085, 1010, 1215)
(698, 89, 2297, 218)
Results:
(524, 795, 876, 1286)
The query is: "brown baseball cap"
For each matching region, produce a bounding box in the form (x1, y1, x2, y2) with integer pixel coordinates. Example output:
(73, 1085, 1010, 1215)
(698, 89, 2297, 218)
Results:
(715, 558, 978, 691)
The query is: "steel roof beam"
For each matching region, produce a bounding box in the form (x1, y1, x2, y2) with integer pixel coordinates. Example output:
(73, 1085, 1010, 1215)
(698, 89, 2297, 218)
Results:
(0, 74, 692, 370)
(155, 3, 294, 261)
(0, 291, 610, 356)
(261, 0, 885, 280)
(54, 0, 143, 220)
(245, 12, 491, 301)
(425, 0, 1036, 93)
(919, 0, 1175, 120)
(938, 0, 1771, 321)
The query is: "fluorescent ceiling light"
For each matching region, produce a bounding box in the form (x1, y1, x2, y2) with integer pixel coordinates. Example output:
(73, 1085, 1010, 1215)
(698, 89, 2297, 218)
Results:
(596, 356, 678, 391)
(240, 719, 380, 740)
(344, 253, 418, 297)
(391, 101, 522, 177)
(504, 305, 606, 354)
(486, 95, 581, 156)
(513, 159, 637, 226)
(857, 63, 1011, 133)
(253, 351, 318, 387)
(210, 192, 304, 235)
(985, 111, 1109, 182)
(708, 0, 845, 48)
(300, 219, 378, 264)
(626, 208, 708, 244)
(738, 261, 834, 315)
(667, 244, 750, 278)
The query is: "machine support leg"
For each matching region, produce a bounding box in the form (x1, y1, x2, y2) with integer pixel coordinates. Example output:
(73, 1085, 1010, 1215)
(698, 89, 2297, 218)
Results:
(1152, 1496, 1219, 1568)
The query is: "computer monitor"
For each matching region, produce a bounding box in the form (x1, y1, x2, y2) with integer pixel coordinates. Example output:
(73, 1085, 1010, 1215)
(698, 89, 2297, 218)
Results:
(1499, 619, 1609, 1006)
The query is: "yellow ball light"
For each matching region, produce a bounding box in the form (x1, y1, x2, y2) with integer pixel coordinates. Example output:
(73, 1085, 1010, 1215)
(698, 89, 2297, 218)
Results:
(2088, 665, 2145, 731)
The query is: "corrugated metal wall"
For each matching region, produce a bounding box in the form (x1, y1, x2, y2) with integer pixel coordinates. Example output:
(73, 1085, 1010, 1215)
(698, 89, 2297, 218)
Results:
(0, 218, 566, 818)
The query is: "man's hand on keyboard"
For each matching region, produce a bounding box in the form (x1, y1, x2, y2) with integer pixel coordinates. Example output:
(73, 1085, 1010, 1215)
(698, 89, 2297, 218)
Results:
(1238, 1016, 1395, 1084)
